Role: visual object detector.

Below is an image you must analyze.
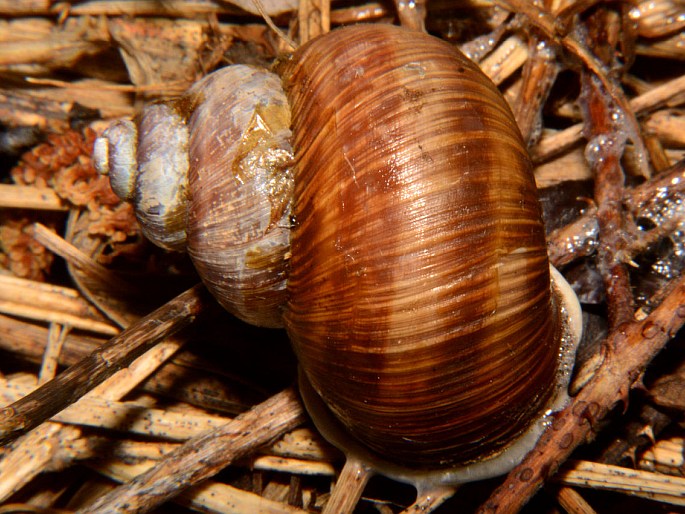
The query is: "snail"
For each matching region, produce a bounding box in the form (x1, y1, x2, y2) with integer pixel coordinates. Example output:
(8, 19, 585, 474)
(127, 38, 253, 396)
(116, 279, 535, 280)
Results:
(94, 23, 583, 491)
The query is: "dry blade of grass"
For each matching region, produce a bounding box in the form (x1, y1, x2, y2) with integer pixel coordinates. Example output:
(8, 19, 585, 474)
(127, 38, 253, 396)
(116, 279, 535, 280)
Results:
(81, 387, 306, 513)
(0, 274, 117, 336)
(0, 184, 67, 211)
(555, 460, 685, 506)
(639, 437, 685, 475)
(0, 329, 189, 501)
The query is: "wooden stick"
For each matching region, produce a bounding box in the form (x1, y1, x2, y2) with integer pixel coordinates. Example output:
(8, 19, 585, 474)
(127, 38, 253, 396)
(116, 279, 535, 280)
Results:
(553, 486, 597, 514)
(38, 323, 70, 384)
(0, 0, 301, 17)
(0, 376, 230, 441)
(584, 70, 634, 329)
(514, 34, 560, 144)
(0, 300, 117, 335)
(88, 457, 310, 514)
(0, 422, 83, 502)
(531, 74, 685, 163)
(477, 274, 685, 513)
(479, 35, 528, 86)
(32, 223, 140, 299)
(82, 387, 306, 513)
(0, 274, 117, 336)
(555, 460, 685, 506)
(1, 376, 337, 474)
(0, 314, 262, 415)
(639, 437, 685, 476)
(547, 159, 685, 270)
(322, 458, 373, 514)
(0, 283, 212, 445)
(0, 184, 67, 211)
(0, 335, 187, 502)
(251, 454, 336, 476)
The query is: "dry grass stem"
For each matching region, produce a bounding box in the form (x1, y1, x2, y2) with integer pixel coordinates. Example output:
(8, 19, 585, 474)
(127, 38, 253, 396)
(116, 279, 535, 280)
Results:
(0, 327, 188, 502)
(0, 275, 117, 336)
(0, 184, 67, 211)
(0, 375, 229, 440)
(251, 455, 336, 476)
(553, 486, 598, 514)
(0, 422, 84, 502)
(394, 0, 427, 32)
(0, 314, 264, 415)
(535, 149, 592, 186)
(82, 387, 306, 513)
(479, 35, 528, 86)
(268, 427, 338, 461)
(532, 74, 685, 164)
(0, 284, 211, 444)
(24, 77, 189, 95)
(38, 323, 71, 384)
(639, 437, 685, 475)
(555, 460, 685, 506)
(32, 223, 139, 301)
(321, 458, 373, 514)
(298, 0, 331, 42)
(89, 458, 310, 514)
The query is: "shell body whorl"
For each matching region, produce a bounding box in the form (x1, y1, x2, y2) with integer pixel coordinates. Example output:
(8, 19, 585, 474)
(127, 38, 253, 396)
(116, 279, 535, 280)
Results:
(282, 24, 565, 470)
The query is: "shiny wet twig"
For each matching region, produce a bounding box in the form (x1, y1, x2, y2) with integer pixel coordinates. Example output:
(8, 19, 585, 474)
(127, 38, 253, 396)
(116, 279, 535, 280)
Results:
(478, 274, 685, 513)
(547, 158, 685, 269)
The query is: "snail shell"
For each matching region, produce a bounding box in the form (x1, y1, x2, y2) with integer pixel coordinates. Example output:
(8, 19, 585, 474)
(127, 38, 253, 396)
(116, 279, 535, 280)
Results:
(95, 24, 582, 485)
(93, 103, 190, 251)
(280, 24, 581, 483)
(95, 65, 294, 327)
(184, 66, 293, 328)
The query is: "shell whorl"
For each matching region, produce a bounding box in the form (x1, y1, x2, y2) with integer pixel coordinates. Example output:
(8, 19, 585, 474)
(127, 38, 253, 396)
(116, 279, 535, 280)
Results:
(96, 65, 294, 327)
(185, 66, 294, 328)
(281, 24, 563, 469)
(134, 103, 190, 251)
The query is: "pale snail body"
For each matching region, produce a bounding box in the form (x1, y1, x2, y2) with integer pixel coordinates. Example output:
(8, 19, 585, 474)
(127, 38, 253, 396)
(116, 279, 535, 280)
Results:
(95, 24, 582, 487)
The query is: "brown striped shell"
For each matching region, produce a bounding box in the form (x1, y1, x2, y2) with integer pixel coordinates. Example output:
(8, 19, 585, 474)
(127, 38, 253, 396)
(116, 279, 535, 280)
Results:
(95, 24, 582, 484)
(280, 24, 580, 478)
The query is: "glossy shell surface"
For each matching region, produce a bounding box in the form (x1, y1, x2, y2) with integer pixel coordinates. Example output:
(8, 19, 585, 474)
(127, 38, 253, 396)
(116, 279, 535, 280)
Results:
(282, 24, 563, 469)
(134, 103, 190, 251)
(185, 65, 294, 328)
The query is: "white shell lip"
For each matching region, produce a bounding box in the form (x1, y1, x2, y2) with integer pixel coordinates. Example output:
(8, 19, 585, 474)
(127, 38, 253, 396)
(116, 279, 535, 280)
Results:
(298, 264, 583, 490)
